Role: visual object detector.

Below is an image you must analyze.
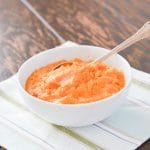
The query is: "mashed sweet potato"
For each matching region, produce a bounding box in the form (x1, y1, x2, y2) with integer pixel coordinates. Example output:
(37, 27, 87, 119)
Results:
(25, 58, 125, 104)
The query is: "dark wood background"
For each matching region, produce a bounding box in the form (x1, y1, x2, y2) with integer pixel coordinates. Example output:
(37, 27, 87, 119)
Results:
(0, 0, 150, 82)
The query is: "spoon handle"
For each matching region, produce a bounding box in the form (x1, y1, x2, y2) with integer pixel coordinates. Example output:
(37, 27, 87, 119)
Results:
(94, 21, 150, 62)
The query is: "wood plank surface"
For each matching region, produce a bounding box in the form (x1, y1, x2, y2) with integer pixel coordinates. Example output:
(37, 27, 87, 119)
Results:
(28, 0, 150, 73)
(0, 0, 60, 81)
(103, 0, 150, 28)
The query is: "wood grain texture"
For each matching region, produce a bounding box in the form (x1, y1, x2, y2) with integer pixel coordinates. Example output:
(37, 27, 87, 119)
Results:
(103, 0, 150, 28)
(0, 0, 60, 81)
(29, 0, 150, 73)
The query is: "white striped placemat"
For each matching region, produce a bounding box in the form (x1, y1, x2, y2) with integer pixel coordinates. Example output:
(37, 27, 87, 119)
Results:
(0, 41, 149, 150)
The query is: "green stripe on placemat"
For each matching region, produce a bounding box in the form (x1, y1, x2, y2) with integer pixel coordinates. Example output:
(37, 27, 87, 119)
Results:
(53, 125, 105, 150)
(0, 89, 29, 111)
(0, 89, 105, 150)
(132, 78, 150, 90)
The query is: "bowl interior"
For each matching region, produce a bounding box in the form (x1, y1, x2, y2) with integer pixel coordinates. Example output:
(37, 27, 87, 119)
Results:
(18, 45, 131, 95)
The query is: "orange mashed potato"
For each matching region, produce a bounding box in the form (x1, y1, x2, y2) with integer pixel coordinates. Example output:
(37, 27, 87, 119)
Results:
(25, 58, 125, 104)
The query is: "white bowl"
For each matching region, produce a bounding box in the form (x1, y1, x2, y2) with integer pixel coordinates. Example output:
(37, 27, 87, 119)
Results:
(18, 45, 132, 127)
